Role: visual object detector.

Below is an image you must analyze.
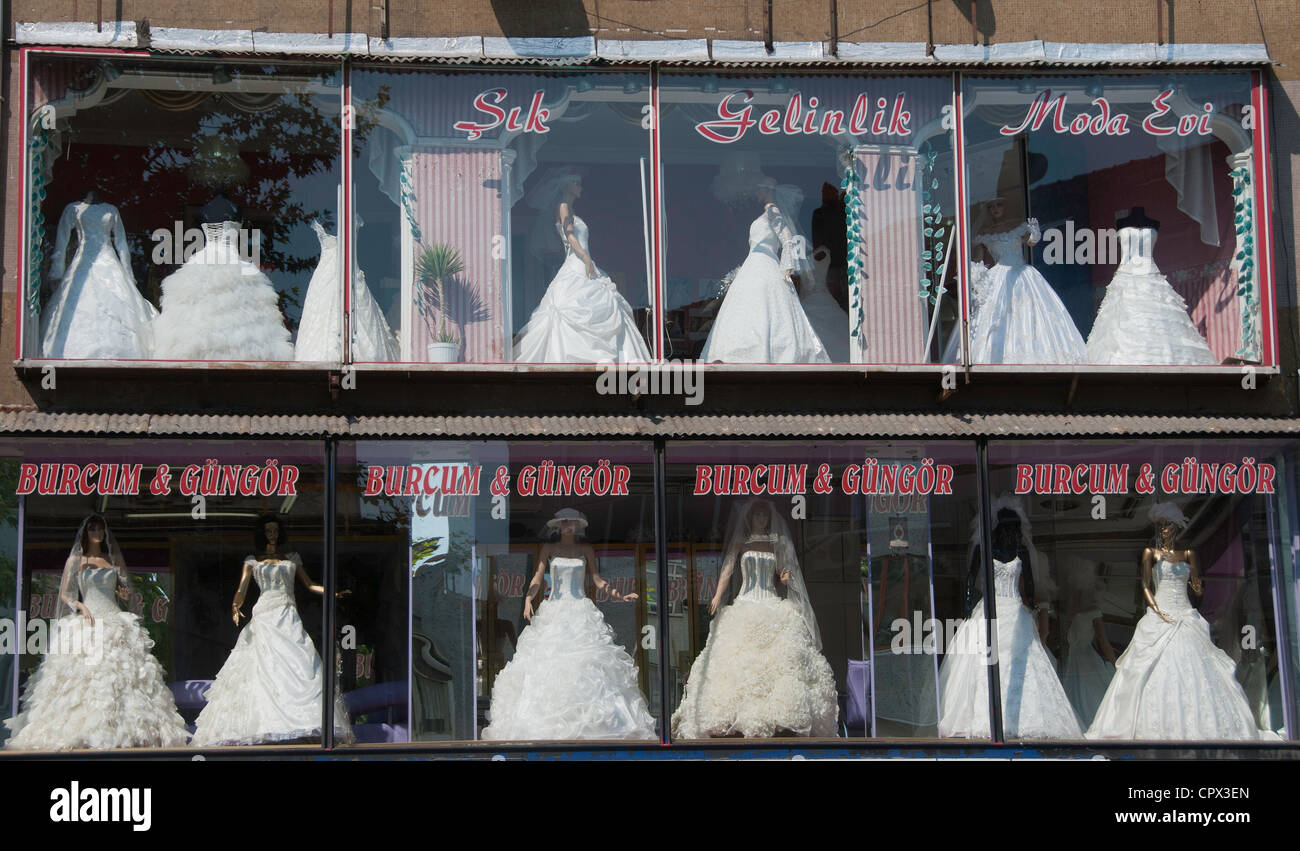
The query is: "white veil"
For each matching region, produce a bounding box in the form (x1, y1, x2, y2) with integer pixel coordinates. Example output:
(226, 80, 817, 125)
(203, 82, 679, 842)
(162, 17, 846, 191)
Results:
(717, 497, 823, 649)
(1146, 500, 1190, 593)
(770, 183, 814, 278)
(55, 514, 128, 621)
(965, 493, 1054, 603)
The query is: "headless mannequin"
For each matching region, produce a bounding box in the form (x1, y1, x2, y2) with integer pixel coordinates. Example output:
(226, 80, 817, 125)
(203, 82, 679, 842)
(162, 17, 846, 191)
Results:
(1116, 206, 1161, 231)
(200, 191, 240, 226)
(1141, 520, 1202, 625)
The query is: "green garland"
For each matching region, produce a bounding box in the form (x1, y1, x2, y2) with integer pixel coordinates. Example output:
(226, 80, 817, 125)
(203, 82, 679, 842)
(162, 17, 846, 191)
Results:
(841, 150, 865, 345)
(26, 125, 53, 320)
(1229, 163, 1260, 362)
(918, 148, 947, 306)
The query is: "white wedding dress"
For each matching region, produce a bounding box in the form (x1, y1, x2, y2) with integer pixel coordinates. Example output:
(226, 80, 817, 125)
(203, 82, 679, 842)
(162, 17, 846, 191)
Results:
(1086, 227, 1218, 365)
(1087, 558, 1258, 740)
(152, 221, 294, 361)
(672, 550, 839, 738)
(483, 556, 656, 740)
(1059, 608, 1114, 728)
(295, 221, 399, 362)
(800, 249, 850, 363)
(191, 554, 352, 746)
(938, 557, 1083, 739)
(514, 216, 652, 363)
(40, 200, 157, 359)
(700, 207, 831, 363)
(969, 223, 1086, 364)
(4, 564, 189, 750)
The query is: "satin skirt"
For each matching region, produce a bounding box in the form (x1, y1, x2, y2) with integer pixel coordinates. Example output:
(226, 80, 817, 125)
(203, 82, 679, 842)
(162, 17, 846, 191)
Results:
(514, 256, 652, 363)
(969, 262, 1086, 365)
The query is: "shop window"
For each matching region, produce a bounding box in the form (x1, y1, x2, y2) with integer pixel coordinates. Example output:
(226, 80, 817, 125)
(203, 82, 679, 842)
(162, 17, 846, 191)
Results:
(1, 439, 331, 751)
(959, 73, 1267, 368)
(22, 55, 343, 363)
(657, 72, 959, 365)
(351, 69, 656, 365)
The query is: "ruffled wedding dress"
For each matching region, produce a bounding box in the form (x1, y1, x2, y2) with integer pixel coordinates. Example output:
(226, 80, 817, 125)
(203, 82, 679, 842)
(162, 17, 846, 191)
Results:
(1059, 608, 1114, 728)
(1086, 227, 1217, 365)
(514, 216, 652, 363)
(699, 208, 830, 363)
(938, 557, 1083, 738)
(191, 555, 352, 746)
(295, 221, 399, 362)
(969, 223, 1086, 364)
(1087, 558, 1258, 740)
(152, 221, 294, 361)
(4, 565, 189, 750)
(483, 556, 656, 740)
(671, 550, 839, 738)
(40, 201, 157, 359)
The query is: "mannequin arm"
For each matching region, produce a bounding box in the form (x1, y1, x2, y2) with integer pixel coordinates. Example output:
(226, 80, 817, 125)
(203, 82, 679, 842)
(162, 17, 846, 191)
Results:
(48, 204, 76, 280)
(1141, 548, 1171, 623)
(558, 202, 596, 276)
(590, 545, 637, 602)
(523, 547, 550, 620)
(1187, 550, 1203, 595)
(1023, 218, 1042, 246)
(764, 203, 802, 275)
(710, 553, 737, 614)
(59, 556, 82, 611)
(231, 559, 255, 625)
(110, 206, 137, 288)
(1093, 615, 1117, 663)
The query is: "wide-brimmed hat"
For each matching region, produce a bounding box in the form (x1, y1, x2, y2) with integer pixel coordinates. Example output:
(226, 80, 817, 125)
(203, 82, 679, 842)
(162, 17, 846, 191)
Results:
(545, 507, 589, 531)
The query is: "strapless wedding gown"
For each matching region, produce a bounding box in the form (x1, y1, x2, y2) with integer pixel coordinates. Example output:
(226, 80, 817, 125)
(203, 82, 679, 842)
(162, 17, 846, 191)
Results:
(1086, 227, 1217, 365)
(295, 221, 399, 362)
(40, 201, 157, 359)
(1087, 558, 1258, 740)
(671, 550, 839, 738)
(4, 565, 189, 750)
(938, 557, 1083, 738)
(191, 554, 352, 746)
(152, 221, 294, 361)
(969, 223, 1086, 364)
(700, 209, 830, 364)
(1059, 608, 1114, 727)
(483, 556, 656, 740)
(513, 216, 652, 363)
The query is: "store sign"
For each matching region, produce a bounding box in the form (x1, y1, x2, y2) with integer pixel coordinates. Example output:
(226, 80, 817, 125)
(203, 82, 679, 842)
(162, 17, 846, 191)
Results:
(453, 88, 551, 140)
(1013, 458, 1276, 495)
(999, 89, 1214, 138)
(692, 461, 954, 496)
(694, 90, 912, 143)
(14, 461, 299, 497)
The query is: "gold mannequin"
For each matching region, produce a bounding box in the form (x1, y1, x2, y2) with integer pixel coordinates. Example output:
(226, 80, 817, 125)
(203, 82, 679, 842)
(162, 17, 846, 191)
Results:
(1140, 518, 1203, 625)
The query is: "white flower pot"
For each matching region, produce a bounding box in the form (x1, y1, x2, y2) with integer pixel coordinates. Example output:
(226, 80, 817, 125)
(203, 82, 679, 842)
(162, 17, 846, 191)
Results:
(426, 341, 460, 363)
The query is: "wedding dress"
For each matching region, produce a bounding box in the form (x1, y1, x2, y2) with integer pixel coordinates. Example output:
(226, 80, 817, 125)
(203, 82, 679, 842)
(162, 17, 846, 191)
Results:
(513, 215, 652, 363)
(672, 549, 839, 738)
(938, 557, 1083, 739)
(699, 206, 830, 364)
(483, 556, 656, 740)
(4, 563, 188, 750)
(152, 221, 294, 361)
(1087, 558, 1258, 740)
(1086, 227, 1217, 365)
(800, 247, 850, 362)
(1059, 608, 1114, 728)
(295, 220, 399, 362)
(40, 200, 157, 359)
(190, 554, 352, 746)
(969, 222, 1086, 364)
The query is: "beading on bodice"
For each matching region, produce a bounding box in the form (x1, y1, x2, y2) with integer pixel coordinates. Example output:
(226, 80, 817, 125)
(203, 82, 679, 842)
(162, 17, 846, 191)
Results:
(992, 557, 1023, 599)
(77, 565, 124, 617)
(747, 213, 782, 262)
(1153, 558, 1195, 614)
(1116, 226, 1161, 276)
(248, 555, 299, 607)
(202, 221, 243, 254)
(737, 550, 779, 602)
(978, 227, 1029, 268)
(549, 556, 586, 601)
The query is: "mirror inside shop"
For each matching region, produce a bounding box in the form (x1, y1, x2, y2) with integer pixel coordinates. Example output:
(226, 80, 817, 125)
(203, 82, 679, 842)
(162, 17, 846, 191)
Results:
(2, 438, 1293, 750)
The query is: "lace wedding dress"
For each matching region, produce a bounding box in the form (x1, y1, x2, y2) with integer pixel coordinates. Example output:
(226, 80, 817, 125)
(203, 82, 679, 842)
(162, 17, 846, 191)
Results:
(671, 550, 839, 738)
(699, 207, 830, 363)
(152, 221, 294, 361)
(40, 200, 157, 359)
(969, 222, 1086, 364)
(191, 554, 352, 746)
(514, 215, 652, 363)
(483, 556, 656, 740)
(1087, 558, 1258, 740)
(1086, 227, 1217, 365)
(938, 557, 1083, 739)
(4, 564, 189, 750)
(295, 221, 399, 362)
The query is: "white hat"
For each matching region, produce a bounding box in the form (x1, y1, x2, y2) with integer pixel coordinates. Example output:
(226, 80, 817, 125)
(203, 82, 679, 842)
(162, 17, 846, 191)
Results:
(546, 507, 589, 531)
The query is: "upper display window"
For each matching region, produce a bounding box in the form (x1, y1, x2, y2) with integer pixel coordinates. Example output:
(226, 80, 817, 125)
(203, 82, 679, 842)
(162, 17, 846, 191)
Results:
(959, 73, 1267, 368)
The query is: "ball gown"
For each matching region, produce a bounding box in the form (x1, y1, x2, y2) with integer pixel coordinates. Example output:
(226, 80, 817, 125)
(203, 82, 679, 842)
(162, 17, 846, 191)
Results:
(938, 557, 1083, 739)
(968, 223, 1086, 364)
(1087, 558, 1258, 740)
(39, 200, 157, 359)
(152, 221, 294, 361)
(1059, 608, 1115, 728)
(482, 556, 656, 740)
(1085, 227, 1218, 365)
(295, 221, 400, 362)
(699, 207, 830, 364)
(4, 564, 189, 750)
(190, 554, 352, 746)
(799, 250, 850, 363)
(671, 550, 839, 738)
(513, 216, 652, 363)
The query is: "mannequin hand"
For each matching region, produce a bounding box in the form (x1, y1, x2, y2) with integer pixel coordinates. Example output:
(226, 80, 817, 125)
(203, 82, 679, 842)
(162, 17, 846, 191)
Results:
(621, 592, 639, 603)
(232, 608, 245, 626)
(708, 595, 722, 616)
(77, 602, 95, 627)
(1026, 217, 1039, 227)
(116, 584, 130, 601)
(1156, 608, 1174, 625)
(585, 259, 597, 279)
(779, 568, 792, 585)
(523, 598, 534, 622)
(335, 590, 352, 599)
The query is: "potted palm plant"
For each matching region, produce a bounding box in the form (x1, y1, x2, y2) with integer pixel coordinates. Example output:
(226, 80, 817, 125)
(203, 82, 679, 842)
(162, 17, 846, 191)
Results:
(416, 243, 466, 362)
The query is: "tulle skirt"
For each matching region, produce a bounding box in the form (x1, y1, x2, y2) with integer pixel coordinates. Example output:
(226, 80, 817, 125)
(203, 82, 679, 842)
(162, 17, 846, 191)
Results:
(700, 252, 830, 364)
(938, 598, 1083, 739)
(152, 253, 294, 361)
(672, 597, 839, 738)
(483, 597, 656, 740)
(969, 262, 1086, 364)
(4, 612, 189, 750)
(1086, 269, 1218, 365)
(40, 244, 157, 359)
(514, 256, 652, 363)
